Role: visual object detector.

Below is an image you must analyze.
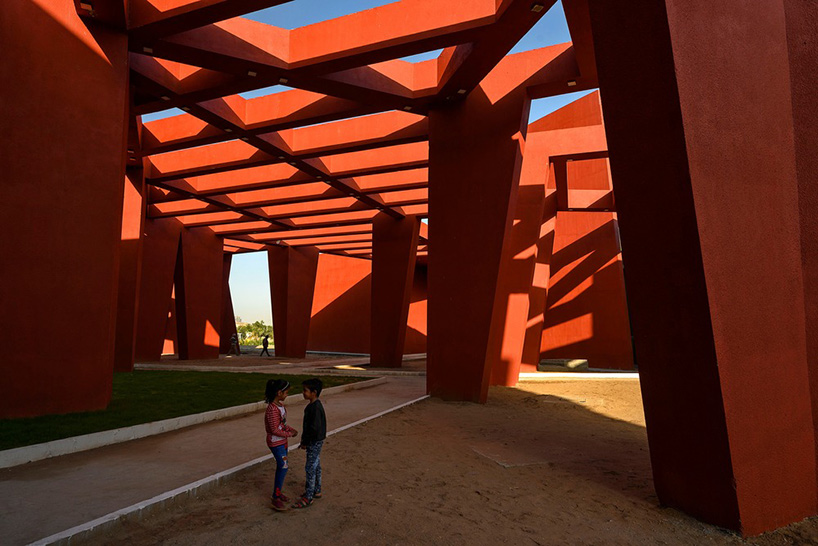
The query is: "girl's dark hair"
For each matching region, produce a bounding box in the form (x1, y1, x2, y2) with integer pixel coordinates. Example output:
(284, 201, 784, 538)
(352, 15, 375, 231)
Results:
(265, 379, 290, 403)
(302, 378, 323, 397)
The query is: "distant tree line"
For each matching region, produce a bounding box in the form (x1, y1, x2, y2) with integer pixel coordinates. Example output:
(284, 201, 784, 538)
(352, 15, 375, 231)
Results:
(236, 318, 274, 347)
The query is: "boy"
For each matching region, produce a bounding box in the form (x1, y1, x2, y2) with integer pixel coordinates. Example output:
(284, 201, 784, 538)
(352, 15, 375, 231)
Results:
(292, 378, 326, 509)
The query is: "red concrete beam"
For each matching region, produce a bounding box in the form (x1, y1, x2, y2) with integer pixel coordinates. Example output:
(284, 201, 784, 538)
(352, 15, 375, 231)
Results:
(248, 225, 372, 241)
(129, 0, 294, 41)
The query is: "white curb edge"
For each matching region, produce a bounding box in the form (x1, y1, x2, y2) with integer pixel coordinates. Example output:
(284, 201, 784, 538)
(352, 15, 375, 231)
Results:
(29, 394, 430, 546)
(518, 372, 640, 380)
(1, 377, 386, 470)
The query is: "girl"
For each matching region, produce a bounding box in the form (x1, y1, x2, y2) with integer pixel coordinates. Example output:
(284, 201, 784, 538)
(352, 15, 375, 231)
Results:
(265, 378, 298, 511)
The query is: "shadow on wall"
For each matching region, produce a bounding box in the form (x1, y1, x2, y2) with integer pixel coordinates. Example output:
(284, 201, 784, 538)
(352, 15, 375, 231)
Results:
(308, 254, 427, 354)
(539, 213, 634, 369)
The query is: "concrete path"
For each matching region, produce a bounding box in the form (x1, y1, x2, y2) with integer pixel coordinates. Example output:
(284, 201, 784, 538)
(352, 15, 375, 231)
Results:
(0, 376, 426, 546)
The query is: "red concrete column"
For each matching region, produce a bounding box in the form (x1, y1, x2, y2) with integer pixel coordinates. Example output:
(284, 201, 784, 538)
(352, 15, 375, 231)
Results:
(175, 227, 223, 360)
(219, 254, 238, 354)
(427, 87, 530, 402)
(268, 245, 319, 358)
(134, 218, 182, 361)
(113, 168, 146, 372)
(784, 0, 818, 495)
(489, 136, 549, 386)
(589, 0, 815, 534)
(371, 214, 421, 367)
(521, 173, 557, 371)
(0, 1, 128, 417)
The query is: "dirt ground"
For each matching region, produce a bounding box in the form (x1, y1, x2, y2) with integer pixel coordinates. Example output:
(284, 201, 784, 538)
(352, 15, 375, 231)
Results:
(87, 379, 818, 545)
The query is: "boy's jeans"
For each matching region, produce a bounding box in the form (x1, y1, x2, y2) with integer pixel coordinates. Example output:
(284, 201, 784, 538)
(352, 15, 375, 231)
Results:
(304, 441, 323, 500)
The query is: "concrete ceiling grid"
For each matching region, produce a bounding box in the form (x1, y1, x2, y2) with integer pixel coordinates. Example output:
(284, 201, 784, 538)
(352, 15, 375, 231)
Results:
(85, 0, 598, 259)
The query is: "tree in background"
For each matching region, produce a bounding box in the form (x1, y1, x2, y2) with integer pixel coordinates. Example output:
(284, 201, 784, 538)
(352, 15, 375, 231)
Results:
(237, 320, 274, 347)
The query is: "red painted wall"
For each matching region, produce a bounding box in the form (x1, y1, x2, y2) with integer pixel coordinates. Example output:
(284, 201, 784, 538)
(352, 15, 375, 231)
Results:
(308, 254, 427, 355)
(0, 0, 128, 417)
(114, 169, 146, 372)
(540, 212, 633, 370)
(371, 214, 421, 367)
(176, 227, 223, 360)
(134, 218, 182, 361)
(590, 0, 815, 534)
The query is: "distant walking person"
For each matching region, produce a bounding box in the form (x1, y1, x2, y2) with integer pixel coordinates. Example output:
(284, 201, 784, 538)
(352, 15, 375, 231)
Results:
(265, 379, 298, 511)
(260, 335, 271, 357)
(292, 378, 326, 509)
(227, 333, 241, 356)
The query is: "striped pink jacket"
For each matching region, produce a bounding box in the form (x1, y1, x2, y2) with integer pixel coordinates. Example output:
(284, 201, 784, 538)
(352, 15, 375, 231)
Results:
(265, 403, 297, 448)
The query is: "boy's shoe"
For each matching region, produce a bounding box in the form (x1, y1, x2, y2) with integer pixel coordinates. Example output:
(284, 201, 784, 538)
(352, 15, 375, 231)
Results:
(278, 493, 290, 502)
(271, 497, 288, 512)
(292, 497, 313, 509)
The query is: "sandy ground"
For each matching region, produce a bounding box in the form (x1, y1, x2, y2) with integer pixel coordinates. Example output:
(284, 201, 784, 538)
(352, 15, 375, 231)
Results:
(86, 380, 818, 545)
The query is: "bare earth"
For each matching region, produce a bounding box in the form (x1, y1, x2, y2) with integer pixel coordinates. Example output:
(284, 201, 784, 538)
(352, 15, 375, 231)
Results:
(86, 380, 818, 545)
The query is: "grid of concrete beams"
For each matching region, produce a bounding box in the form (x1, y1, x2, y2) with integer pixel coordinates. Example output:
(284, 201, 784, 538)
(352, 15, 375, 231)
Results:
(107, 0, 596, 258)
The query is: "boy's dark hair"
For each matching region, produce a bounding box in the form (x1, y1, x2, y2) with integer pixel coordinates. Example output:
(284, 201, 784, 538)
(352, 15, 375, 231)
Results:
(302, 378, 323, 397)
(265, 378, 290, 403)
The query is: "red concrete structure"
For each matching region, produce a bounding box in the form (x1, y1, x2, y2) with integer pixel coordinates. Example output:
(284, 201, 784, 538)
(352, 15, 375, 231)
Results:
(1, 0, 815, 536)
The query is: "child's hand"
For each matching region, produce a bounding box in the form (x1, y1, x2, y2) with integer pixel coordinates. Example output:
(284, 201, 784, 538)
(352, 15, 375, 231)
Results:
(299, 444, 307, 450)
(292, 430, 299, 437)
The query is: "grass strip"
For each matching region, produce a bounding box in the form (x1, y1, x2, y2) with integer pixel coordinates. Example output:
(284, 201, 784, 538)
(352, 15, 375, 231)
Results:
(0, 370, 365, 451)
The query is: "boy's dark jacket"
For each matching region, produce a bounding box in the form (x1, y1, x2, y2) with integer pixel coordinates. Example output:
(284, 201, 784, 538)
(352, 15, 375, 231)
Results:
(301, 399, 326, 446)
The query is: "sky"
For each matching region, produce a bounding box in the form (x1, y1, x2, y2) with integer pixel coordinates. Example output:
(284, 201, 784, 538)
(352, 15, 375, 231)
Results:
(144, 0, 595, 324)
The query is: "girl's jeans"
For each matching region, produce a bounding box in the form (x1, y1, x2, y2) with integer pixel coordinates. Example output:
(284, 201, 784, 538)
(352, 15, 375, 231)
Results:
(270, 444, 288, 498)
(304, 441, 323, 500)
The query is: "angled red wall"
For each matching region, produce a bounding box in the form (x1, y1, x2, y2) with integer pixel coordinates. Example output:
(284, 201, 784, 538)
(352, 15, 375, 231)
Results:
(590, 0, 815, 534)
(784, 0, 818, 496)
(308, 254, 428, 355)
(219, 254, 238, 354)
(269, 246, 320, 358)
(134, 218, 182, 362)
(114, 168, 146, 372)
(371, 214, 421, 367)
(0, 0, 128, 417)
(540, 212, 633, 370)
(176, 227, 223, 360)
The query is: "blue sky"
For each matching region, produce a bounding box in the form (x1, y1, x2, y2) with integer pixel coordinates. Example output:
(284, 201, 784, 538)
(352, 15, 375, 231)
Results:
(143, 1, 594, 323)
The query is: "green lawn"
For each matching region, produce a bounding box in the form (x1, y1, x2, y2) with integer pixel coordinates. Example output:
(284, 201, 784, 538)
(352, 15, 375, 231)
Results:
(0, 371, 364, 451)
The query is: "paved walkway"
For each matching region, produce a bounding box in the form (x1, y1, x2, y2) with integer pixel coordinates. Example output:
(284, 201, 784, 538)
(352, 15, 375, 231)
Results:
(0, 375, 426, 545)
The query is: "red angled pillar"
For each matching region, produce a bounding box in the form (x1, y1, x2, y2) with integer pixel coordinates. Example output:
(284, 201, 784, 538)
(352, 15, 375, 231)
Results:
(268, 245, 319, 358)
(176, 227, 223, 360)
(521, 183, 557, 371)
(371, 214, 421, 367)
(219, 254, 238, 354)
(784, 0, 818, 496)
(489, 134, 550, 386)
(134, 218, 182, 362)
(114, 168, 146, 372)
(427, 83, 530, 402)
(0, 0, 128, 417)
(589, 0, 816, 534)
